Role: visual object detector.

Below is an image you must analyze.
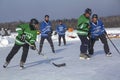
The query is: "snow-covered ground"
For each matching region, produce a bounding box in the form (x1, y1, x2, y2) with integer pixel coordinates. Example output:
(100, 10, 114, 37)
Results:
(106, 28, 120, 34)
(0, 28, 120, 80)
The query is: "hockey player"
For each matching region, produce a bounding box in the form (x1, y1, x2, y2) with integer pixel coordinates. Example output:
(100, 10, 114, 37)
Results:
(88, 14, 112, 56)
(38, 15, 55, 54)
(77, 8, 92, 60)
(3, 19, 39, 69)
(56, 20, 67, 46)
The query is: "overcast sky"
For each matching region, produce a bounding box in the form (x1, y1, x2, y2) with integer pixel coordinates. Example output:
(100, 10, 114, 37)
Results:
(0, 0, 120, 22)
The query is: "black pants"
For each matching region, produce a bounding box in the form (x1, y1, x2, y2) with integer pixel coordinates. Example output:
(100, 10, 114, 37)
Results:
(58, 35, 66, 46)
(6, 44, 29, 63)
(88, 34, 110, 54)
(78, 35, 89, 54)
(39, 36, 54, 53)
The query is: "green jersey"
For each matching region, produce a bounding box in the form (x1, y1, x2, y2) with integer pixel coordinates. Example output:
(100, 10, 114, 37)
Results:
(77, 14, 90, 36)
(15, 24, 37, 45)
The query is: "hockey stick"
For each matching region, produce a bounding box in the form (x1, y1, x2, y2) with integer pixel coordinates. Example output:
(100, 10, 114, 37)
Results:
(106, 34, 120, 55)
(36, 48, 66, 67)
(25, 40, 66, 67)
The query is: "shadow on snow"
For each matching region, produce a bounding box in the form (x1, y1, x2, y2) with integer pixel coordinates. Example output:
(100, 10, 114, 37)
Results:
(7, 57, 64, 69)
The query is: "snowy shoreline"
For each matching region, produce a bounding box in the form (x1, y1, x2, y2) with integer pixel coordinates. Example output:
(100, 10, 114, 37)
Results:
(0, 28, 120, 47)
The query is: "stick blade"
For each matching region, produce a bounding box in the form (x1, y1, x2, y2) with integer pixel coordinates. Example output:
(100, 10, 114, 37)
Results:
(52, 62, 66, 67)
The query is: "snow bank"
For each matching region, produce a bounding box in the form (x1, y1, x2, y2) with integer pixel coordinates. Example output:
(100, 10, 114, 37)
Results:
(0, 38, 9, 47)
(0, 33, 16, 47)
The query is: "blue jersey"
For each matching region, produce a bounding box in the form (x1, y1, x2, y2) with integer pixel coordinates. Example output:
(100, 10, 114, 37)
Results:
(40, 21, 52, 37)
(90, 20, 106, 38)
(56, 24, 67, 35)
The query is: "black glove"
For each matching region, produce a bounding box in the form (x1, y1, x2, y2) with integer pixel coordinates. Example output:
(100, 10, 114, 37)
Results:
(94, 36, 99, 41)
(54, 31, 57, 35)
(88, 32, 91, 39)
(30, 43, 36, 50)
(48, 31, 52, 37)
(20, 34, 26, 42)
(104, 31, 107, 35)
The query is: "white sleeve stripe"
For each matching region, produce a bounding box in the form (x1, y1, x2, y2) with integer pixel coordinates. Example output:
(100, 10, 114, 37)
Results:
(30, 40, 35, 42)
(80, 24, 84, 29)
(16, 28, 22, 31)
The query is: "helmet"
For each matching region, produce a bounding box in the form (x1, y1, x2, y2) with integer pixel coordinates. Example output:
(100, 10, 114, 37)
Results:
(45, 15, 49, 18)
(92, 14, 98, 18)
(30, 18, 39, 26)
(85, 8, 92, 15)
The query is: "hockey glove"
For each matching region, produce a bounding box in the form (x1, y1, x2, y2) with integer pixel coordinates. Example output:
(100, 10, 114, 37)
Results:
(30, 43, 36, 50)
(48, 31, 52, 37)
(95, 36, 99, 41)
(54, 31, 57, 35)
(88, 32, 91, 39)
(104, 31, 107, 35)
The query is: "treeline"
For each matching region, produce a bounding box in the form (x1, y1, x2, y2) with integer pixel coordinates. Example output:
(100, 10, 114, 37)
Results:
(0, 21, 26, 32)
(0, 15, 120, 32)
(100, 16, 120, 27)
